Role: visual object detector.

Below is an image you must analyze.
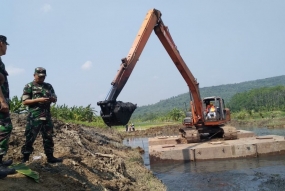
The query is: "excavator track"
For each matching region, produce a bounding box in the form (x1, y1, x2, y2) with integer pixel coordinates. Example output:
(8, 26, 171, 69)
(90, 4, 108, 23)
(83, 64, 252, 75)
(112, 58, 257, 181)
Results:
(221, 125, 238, 140)
(179, 128, 200, 143)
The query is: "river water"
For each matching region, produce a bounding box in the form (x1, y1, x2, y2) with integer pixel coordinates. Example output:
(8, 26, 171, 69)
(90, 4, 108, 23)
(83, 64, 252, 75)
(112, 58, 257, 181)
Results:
(123, 127, 285, 191)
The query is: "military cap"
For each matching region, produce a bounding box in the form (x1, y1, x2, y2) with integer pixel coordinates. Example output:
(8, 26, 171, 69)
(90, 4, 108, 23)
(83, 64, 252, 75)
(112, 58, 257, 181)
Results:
(34, 67, 47, 76)
(0, 35, 9, 45)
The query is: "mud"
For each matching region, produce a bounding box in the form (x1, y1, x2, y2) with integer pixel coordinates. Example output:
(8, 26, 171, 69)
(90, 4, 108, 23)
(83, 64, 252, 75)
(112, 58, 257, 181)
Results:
(122, 125, 183, 138)
(1, 113, 166, 191)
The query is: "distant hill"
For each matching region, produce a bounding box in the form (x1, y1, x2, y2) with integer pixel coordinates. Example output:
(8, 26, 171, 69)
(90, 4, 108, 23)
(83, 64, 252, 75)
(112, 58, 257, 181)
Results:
(131, 75, 285, 119)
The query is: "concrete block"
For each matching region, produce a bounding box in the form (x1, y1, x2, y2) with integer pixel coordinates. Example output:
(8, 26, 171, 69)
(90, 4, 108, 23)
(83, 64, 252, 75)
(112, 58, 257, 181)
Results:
(149, 133, 285, 164)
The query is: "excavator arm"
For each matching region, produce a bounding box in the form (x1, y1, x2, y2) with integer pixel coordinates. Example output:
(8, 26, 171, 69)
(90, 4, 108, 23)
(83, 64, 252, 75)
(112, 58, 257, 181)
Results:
(153, 18, 203, 126)
(97, 9, 203, 127)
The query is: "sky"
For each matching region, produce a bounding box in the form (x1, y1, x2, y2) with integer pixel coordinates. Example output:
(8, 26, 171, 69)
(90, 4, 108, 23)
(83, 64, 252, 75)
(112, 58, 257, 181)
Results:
(1, 1, 285, 112)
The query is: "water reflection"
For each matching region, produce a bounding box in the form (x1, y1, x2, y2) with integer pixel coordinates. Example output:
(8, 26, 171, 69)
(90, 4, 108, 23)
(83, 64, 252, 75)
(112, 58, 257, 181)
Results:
(151, 155, 285, 191)
(240, 126, 285, 137)
(123, 137, 150, 168)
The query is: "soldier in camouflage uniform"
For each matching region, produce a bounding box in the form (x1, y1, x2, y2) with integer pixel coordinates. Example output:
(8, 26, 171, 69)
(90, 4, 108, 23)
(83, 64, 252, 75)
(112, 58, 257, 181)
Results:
(21, 67, 63, 163)
(0, 35, 16, 178)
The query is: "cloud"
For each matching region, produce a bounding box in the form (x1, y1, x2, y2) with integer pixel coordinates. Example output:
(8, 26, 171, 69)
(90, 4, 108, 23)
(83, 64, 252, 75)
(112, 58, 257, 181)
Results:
(153, 75, 159, 79)
(81, 61, 93, 70)
(6, 66, 25, 76)
(41, 4, 52, 13)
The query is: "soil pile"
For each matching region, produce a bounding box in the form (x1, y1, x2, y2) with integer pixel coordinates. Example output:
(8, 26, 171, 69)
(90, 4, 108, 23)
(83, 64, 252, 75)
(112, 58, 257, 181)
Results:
(1, 113, 166, 191)
(122, 125, 183, 138)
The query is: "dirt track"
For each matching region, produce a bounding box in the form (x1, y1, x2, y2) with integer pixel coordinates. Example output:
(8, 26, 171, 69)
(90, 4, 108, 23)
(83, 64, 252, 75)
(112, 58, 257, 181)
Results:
(1, 113, 166, 191)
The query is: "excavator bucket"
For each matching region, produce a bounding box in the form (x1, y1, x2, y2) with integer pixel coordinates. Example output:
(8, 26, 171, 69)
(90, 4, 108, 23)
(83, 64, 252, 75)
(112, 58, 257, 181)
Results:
(97, 100, 137, 127)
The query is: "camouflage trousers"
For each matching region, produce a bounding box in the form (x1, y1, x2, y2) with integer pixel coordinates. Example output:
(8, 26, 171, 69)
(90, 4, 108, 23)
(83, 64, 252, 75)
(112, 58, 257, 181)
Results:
(21, 118, 54, 155)
(0, 113, 13, 155)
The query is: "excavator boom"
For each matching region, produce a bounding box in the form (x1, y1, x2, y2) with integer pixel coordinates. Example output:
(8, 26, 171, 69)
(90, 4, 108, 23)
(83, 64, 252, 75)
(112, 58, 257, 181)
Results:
(98, 9, 203, 127)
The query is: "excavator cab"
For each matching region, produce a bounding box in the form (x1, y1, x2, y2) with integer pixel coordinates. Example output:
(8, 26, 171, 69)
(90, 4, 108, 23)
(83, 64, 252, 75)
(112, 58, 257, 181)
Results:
(203, 96, 227, 121)
(97, 100, 137, 127)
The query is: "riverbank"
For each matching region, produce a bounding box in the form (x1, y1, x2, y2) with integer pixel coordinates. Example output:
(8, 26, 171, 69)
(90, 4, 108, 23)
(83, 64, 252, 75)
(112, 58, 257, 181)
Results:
(3, 114, 285, 190)
(1, 113, 166, 191)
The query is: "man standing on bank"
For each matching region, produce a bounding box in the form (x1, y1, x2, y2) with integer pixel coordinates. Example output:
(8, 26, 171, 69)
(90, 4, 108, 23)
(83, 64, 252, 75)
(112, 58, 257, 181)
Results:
(0, 35, 16, 177)
(21, 67, 63, 163)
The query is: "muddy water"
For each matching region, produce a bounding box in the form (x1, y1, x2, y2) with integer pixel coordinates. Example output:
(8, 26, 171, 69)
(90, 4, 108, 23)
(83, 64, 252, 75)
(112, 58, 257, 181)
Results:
(123, 127, 285, 191)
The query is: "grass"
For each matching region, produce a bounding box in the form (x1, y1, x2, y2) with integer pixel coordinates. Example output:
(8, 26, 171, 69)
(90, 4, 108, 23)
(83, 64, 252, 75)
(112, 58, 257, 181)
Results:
(231, 110, 285, 120)
(230, 110, 285, 128)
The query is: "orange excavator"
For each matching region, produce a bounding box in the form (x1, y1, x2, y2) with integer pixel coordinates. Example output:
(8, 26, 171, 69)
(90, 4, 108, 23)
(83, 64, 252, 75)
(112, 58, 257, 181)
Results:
(97, 9, 237, 142)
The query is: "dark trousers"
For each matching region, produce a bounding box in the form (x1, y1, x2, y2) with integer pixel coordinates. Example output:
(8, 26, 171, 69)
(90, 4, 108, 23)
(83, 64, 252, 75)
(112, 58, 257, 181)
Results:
(0, 113, 13, 155)
(21, 118, 54, 155)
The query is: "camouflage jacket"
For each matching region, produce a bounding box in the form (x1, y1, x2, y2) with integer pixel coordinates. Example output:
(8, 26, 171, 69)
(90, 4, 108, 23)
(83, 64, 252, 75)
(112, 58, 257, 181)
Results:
(0, 57, 10, 101)
(22, 81, 57, 120)
(0, 57, 10, 119)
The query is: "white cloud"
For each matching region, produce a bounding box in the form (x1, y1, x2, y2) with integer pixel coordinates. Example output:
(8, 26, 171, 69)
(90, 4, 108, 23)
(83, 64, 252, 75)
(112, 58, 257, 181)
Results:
(81, 61, 93, 70)
(41, 4, 52, 13)
(153, 75, 159, 79)
(6, 66, 25, 76)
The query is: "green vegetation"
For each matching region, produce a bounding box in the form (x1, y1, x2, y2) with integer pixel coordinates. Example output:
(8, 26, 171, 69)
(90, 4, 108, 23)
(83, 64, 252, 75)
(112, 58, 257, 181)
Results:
(220, 85, 285, 127)
(51, 104, 97, 122)
(9, 96, 107, 128)
(8, 95, 183, 129)
(8, 75, 285, 128)
(131, 75, 285, 120)
(9, 96, 27, 113)
(227, 86, 285, 112)
(231, 110, 285, 120)
(131, 108, 186, 123)
(50, 104, 107, 127)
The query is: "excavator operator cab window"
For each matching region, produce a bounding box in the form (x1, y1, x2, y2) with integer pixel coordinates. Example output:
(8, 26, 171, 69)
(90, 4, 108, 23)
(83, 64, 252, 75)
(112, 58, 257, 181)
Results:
(203, 98, 220, 120)
(215, 98, 221, 120)
(202, 100, 209, 119)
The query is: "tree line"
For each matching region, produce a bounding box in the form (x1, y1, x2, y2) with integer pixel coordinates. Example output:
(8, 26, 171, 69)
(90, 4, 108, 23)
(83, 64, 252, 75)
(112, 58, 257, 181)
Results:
(227, 85, 285, 112)
(132, 85, 285, 122)
(132, 75, 285, 118)
(9, 84, 285, 126)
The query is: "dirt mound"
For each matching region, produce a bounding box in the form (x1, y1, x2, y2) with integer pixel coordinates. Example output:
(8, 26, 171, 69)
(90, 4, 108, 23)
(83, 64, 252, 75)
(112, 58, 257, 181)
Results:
(1, 113, 166, 191)
(122, 125, 183, 138)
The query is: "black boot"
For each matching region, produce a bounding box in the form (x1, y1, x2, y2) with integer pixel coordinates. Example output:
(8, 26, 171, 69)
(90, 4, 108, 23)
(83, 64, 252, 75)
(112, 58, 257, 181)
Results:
(0, 171, 7, 179)
(0, 155, 16, 175)
(0, 165, 15, 175)
(2, 159, 13, 166)
(46, 153, 63, 163)
(0, 154, 13, 166)
(22, 154, 30, 163)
